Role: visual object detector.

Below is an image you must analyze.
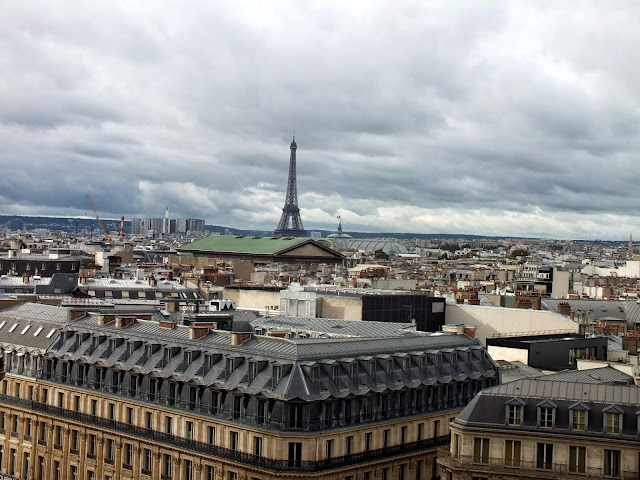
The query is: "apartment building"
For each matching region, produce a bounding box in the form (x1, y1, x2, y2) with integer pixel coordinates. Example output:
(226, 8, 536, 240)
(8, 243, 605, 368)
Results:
(439, 378, 640, 479)
(0, 304, 498, 480)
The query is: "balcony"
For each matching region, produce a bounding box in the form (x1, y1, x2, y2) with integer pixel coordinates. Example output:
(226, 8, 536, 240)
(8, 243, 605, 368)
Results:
(0, 392, 450, 473)
(438, 450, 636, 480)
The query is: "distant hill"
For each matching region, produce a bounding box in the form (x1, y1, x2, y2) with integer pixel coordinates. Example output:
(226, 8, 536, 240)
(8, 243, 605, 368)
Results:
(0, 214, 626, 243)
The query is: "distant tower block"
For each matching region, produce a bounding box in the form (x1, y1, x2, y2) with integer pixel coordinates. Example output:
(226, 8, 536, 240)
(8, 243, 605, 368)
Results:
(274, 136, 307, 238)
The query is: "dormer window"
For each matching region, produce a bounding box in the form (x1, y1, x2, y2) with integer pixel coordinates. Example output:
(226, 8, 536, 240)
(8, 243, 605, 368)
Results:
(603, 405, 624, 434)
(537, 401, 557, 428)
(248, 361, 257, 382)
(449, 352, 458, 366)
(505, 399, 525, 426)
(385, 359, 393, 373)
(272, 365, 282, 386)
(434, 353, 442, 367)
(402, 358, 411, 371)
(569, 403, 589, 431)
(331, 365, 340, 382)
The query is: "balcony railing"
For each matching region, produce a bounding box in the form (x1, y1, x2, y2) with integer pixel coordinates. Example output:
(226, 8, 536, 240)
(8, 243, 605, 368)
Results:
(439, 451, 637, 480)
(0, 392, 449, 473)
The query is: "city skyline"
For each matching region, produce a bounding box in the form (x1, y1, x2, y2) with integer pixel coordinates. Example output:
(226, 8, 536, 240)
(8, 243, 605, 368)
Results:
(1, 2, 639, 240)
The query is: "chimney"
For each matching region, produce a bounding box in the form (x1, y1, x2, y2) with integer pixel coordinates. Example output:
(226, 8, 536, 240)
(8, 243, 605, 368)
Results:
(267, 331, 287, 338)
(22, 272, 30, 284)
(67, 309, 86, 322)
(115, 316, 135, 328)
(189, 322, 216, 340)
(230, 332, 252, 346)
(97, 314, 116, 326)
(159, 320, 175, 329)
(463, 326, 477, 339)
(557, 302, 571, 316)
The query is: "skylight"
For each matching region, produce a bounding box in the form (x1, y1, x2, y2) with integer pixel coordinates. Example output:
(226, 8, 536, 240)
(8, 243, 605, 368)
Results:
(0, 321, 6, 330)
(21, 325, 31, 334)
(33, 327, 43, 336)
(46, 328, 56, 338)
(9, 323, 19, 332)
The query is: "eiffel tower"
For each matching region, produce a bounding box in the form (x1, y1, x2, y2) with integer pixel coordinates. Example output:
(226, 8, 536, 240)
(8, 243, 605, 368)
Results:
(274, 136, 307, 238)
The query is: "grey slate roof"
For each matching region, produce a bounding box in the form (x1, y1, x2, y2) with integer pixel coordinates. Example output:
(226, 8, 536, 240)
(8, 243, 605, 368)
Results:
(249, 315, 417, 338)
(542, 366, 634, 385)
(496, 360, 544, 383)
(50, 311, 497, 401)
(0, 303, 70, 350)
(455, 377, 640, 440)
(541, 298, 627, 321)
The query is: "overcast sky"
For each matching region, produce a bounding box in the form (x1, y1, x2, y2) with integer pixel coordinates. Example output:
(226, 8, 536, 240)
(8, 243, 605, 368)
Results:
(1, 1, 639, 239)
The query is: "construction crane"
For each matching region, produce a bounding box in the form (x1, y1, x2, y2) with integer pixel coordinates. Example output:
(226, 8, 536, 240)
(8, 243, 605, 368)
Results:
(119, 216, 125, 241)
(86, 195, 114, 243)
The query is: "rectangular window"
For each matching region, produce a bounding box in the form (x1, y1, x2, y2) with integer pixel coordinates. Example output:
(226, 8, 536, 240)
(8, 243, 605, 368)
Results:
(401, 426, 407, 444)
(108, 403, 115, 420)
(365, 432, 372, 451)
(88, 434, 97, 457)
(539, 407, 553, 427)
(126, 407, 134, 424)
(288, 442, 302, 468)
(106, 439, 114, 462)
(70, 429, 79, 452)
(206, 466, 215, 480)
(345, 436, 353, 455)
(605, 412, 621, 434)
(142, 448, 152, 473)
(504, 440, 521, 467)
(145, 412, 153, 430)
(569, 446, 586, 474)
(230, 431, 239, 451)
(163, 454, 172, 478)
(74, 396, 80, 412)
(536, 443, 553, 470)
(326, 439, 333, 459)
(253, 436, 263, 456)
(473, 438, 490, 464)
(186, 421, 194, 440)
(184, 459, 193, 480)
(604, 449, 621, 477)
(454, 434, 461, 460)
(54, 425, 62, 448)
(383, 429, 390, 448)
(417, 423, 424, 441)
(124, 443, 133, 467)
(91, 399, 97, 416)
(165, 416, 173, 434)
(507, 405, 522, 425)
(207, 426, 216, 446)
(434, 420, 440, 437)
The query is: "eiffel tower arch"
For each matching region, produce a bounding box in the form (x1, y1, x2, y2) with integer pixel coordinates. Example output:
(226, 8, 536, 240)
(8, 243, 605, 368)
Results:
(274, 137, 307, 238)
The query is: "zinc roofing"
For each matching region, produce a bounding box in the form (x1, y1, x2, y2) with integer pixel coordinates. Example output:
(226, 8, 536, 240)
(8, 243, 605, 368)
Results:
(179, 235, 309, 255)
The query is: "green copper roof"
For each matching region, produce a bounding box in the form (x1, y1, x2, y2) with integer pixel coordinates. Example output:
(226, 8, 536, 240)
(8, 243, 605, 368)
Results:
(179, 235, 309, 254)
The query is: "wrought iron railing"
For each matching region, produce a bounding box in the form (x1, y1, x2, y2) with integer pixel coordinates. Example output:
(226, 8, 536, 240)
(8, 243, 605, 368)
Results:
(439, 452, 636, 479)
(0, 392, 449, 472)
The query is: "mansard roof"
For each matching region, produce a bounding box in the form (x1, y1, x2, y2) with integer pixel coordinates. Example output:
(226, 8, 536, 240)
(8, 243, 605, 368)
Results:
(454, 378, 640, 439)
(46, 313, 497, 401)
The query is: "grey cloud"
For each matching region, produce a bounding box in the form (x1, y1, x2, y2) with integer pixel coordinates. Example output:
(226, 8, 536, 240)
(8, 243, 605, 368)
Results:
(0, 1, 639, 239)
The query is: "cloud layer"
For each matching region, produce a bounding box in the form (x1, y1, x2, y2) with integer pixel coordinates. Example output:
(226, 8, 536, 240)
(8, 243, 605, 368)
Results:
(1, 1, 639, 239)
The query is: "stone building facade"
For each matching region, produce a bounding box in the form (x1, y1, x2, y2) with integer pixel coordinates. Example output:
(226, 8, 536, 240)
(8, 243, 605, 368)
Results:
(0, 305, 498, 480)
